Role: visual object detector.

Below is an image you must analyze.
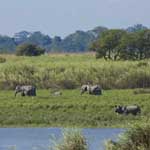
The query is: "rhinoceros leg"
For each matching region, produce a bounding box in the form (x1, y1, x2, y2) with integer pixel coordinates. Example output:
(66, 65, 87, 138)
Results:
(21, 91, 25, 96)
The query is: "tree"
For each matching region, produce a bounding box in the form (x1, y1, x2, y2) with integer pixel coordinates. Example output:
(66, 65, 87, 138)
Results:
(0, 35, 16, 52)
(50, 36, 62, 52)
(16, 43, 45, 56)
(62, 27, 107, 52)
(119, 32, 139, 60)
(119, 30, 150, 60)
(90, 29, 126, 60)
(137, 30, 150, 59)
(126, 24, 148, 33)
(62, 30, 94, 52)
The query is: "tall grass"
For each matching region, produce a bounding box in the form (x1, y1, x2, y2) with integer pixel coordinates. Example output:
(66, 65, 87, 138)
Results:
(105, 123, 150, 150)
(50, 129, 88, 150)
(0, 54, 150, 90)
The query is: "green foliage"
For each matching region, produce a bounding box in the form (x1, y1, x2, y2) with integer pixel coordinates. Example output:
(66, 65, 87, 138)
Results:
(1, 54, 150, 90)
(59, 79, 77, 89)
(105, 124, 150, 150)
(50, 129, 88, 150)
(91, 29, 126, 60)
(119, 32, 138, 60)
(0, 24, 149, 53)
(0, 26, 108, 53)
(50, 36, 62, 52)
(133, 88, 150, 94)
(62, 30, 95, 52)
(0, 35, 16, 52)
(62, 27, 107, 52)
(0, 89, 149, 127)
(92, 29, 150, 60)
(126, 24, 148, 33)
(0, 56, 6, 63)
(16, 43, 45, 56)
(25, 31, 52, 49)
(137, 61, 148, 67)
(120, 30, 150, 60)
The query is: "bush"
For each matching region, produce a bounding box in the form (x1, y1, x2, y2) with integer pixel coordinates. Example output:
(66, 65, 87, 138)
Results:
(137, 61, 148, 67)
(16, 43, 45, 56)
(134, 88, 150, 94)
(59, 79, 77, 89)
(0, 56, 6, 63)
(105, 124, 150, 150)
(50, 129, 88, 150)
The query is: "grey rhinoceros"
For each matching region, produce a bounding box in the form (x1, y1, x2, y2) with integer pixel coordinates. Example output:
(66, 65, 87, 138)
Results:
(115, 105, 141, 115)
(81, 84, 102, 95)
(15, 85, 36, 97)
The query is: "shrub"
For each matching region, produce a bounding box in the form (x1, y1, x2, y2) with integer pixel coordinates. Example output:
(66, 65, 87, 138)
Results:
(105, 124, 150, 150)
(59, 79, 77, 89)
(95, 52, 103, 59)
(16, 43, 45, 56)
(137, 61, 148, 67)
(50, 129, 88, 150)
(0, 56, 6, 63)
(134, 88, 150, 94)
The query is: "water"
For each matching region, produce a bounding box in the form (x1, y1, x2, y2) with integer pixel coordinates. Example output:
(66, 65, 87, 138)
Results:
(0, 128, 124, 150)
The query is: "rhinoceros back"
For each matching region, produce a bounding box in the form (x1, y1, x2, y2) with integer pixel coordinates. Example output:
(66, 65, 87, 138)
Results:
(90, 85, 102, 95)
(22, 85, 36, 96)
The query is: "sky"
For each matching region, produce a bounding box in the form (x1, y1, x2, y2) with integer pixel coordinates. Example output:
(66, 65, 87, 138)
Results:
(0, 0, 150, 37)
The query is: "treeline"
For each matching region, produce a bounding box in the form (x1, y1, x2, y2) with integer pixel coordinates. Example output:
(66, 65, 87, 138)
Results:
(91, 28, 150, 60)
(0, 24, 148, 53)
(0, 26, 107, 53)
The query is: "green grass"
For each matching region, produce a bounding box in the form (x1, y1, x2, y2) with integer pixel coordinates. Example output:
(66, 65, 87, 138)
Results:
(0, 89, 150, 127)
(0, 54, 150, 127)
(49, 129, 88, 150)
(105, 123, 150, 150)
(0, 53, 150, 89)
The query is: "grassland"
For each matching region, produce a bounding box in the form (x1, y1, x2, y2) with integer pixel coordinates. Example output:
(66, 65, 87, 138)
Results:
(0, 89, 150, 127)
(0, 53, 150, 90)
(0, 53, 150, 127)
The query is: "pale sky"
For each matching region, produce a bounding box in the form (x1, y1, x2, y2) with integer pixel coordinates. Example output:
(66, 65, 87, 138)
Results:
(0, 0, 149, 37)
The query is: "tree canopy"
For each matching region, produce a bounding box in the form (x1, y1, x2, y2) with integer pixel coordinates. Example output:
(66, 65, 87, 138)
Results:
(91, 29, 150, 60)
(16, 43, 45, 56)
(90, 29, 126, 60)
(0, 24, 148, 53)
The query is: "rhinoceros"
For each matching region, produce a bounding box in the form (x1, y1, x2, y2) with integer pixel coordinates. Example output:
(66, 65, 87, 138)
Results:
(15, 85, 36, 97)
(81, 84, 102, 95)
(80, 85, 89, 94)
(53, 91, 62, 96)
(115, 105, 141, 115)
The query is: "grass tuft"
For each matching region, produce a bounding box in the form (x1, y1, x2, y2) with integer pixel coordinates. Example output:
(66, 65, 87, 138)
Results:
(105, 123, 150, 150)
(50, 129, 88, 150)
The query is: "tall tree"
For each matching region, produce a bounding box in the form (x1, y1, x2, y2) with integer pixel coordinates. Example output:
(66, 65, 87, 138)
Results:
(90, 29, 126, 60)
(119, 30, 150, 60)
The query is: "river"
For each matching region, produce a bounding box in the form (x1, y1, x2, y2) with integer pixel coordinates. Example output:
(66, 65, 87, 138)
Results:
(0, 128, 124, 150)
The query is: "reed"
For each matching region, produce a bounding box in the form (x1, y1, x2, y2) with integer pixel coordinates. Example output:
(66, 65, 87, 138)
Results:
(105, 123, 150, 150)
(0, 54, 150, 90)
(50, 129, 88, 150)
